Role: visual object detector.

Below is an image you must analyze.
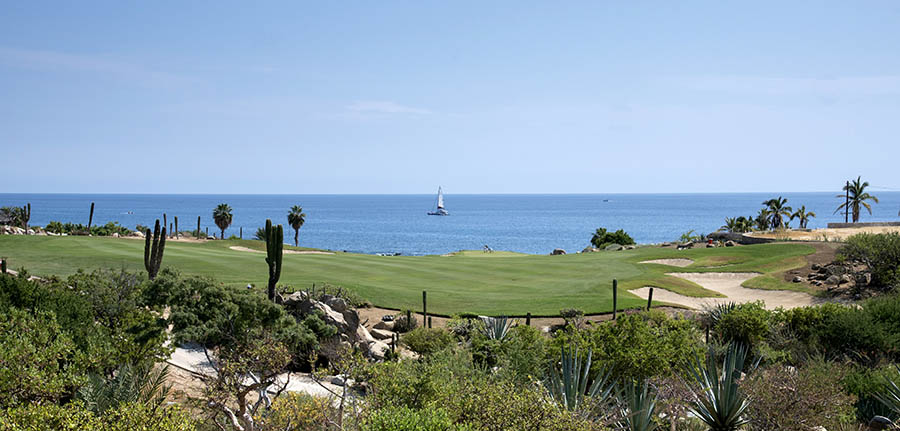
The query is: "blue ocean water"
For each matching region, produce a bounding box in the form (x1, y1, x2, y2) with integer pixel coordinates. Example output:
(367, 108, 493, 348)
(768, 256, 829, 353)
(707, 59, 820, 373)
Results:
(1, 193, 899, 255)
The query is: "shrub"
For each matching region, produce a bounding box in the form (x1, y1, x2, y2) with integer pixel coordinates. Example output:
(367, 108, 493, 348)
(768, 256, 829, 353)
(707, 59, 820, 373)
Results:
(560, 308, 585, 328)
(255, 393, 336, 431)
(742, 359, 857, 431)
(591, 227, 635, 249)
(362, 406, 469, 431)
(393, 310, 419, 333)
(446, 314, 483, 340)
(839, 233, 900, 290)
(402, 327, 455, 356)
(714, 301, 771, 347)
(842, 364, 900, 422)
(552, 311, 701, 380)
(0, 402, 197, 431)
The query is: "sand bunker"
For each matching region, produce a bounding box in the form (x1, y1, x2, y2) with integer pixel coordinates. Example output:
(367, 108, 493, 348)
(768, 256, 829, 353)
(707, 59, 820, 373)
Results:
(631, 272, 820, 310)
(229, 246, 334, 255)
(640, 258, 694, 267)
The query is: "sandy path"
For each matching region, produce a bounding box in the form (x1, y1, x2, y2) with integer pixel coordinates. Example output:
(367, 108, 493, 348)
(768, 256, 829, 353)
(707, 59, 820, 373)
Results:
(631, 272, 820, 310)
(229, 246, 335, 255)
(747, 225, 900, 241)
(640, 258, 693, 267)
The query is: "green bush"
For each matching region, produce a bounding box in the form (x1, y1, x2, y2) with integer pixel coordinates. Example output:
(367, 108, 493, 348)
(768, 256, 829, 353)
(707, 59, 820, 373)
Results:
(552, 311, 700, 380)
(362, 406, 470, 431)
(402, 327, 455, 356)
(714, 301, 771, 346)
(0, 402, 197, 431)
(393, 310, 419, 333)
(255, 393, 336, 430)
(44, 221, 132, 236)
(839, 233, 900, 290)
(590, 227, 635, 249)
(842, 364, 899, 422)
(742, 359, 857, 431)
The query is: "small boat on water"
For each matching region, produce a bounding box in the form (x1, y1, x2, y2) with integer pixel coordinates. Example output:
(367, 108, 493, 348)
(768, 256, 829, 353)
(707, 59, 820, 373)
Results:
(427, 187, 450, 216)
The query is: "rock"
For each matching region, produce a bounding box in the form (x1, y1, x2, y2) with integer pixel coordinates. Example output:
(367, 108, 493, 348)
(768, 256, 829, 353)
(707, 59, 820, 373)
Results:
(813, 280, 823, 286)
(869, 415, 894, 430)
(373, 320, 394, 331)
(368, 340, 390, 360)
(112, 232, 120, 238)
(550, 248, 566, 255)
(841, 274, 853, 283)
(810, 263, 822, 271)
(604, 244, 624, 251)
(725, 240, 736, 247)
(581, 246, 597, 253)
(330, 375, 350, 386)
(706, 243, 716, 248)
(792, 276, 804, 283)
(625, 245, 636, 250)
(356, 325, 376, 345)
(370, 328, 394, 340)
(677, 242, 694, 250)
(825, 275, 842, 285)
(26, 229, 35, 235)
(322, 295, 348, 313)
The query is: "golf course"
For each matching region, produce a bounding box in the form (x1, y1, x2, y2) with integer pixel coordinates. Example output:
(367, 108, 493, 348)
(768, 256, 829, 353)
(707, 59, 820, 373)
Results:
(0, 235, 816, 315)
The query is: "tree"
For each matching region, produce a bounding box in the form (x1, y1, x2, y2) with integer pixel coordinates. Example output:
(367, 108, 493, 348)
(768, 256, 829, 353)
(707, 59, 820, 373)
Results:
(762, 197, 792, 229)
(212, 203, 233, 240)
(591, 228, 635, 249)
(754, 208, 771, 231)
(790, 205, 816, 229)
(286, 205, 306, 247)
(835, 176, 879, 223)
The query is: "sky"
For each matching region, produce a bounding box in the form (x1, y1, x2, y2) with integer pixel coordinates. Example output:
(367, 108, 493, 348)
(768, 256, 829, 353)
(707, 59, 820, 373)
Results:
(2, 1, 900, 194)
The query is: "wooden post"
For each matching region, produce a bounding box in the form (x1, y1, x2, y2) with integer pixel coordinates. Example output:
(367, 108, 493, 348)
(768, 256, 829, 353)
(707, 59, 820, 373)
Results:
(422, 291, 428, 328)
(526, 312, 531, 326)
(647, 287, 653, 311)
(612, 279, 618, 320)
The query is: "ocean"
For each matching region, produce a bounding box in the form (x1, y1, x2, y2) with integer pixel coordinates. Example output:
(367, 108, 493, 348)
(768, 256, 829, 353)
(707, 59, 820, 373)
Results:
(1, 192, 898, 255)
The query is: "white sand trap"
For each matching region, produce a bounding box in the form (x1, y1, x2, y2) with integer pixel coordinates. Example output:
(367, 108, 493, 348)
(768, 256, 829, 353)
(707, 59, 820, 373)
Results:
(631, 272, 820, 310)
(229, 246, 334, 255)
(640, 258, 694, 267)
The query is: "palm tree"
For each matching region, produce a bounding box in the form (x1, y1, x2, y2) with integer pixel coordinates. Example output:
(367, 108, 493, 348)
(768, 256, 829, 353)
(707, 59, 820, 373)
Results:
(790, 205, 816, 229)
(754, 208, 771, 231)
(835, 176, 879, 223)
(212, 203, 233, 239)
(286, 205, 306, 247)
(762, 197, 792, 229)
(721, 216, 754, 234)
(720, 217, 738, 233)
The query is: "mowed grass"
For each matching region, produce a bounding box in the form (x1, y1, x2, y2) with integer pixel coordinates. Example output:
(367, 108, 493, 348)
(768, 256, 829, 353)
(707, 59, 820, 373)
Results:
(0, 236, 815, 316)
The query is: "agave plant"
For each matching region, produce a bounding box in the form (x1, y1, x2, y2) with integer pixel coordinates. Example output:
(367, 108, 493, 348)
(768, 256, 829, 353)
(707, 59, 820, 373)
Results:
(685, 343, 753, 431)
(876, 365, 900, 417)
(481, 316, 513, 341)
(703, 302, 736, 330)
(77, 363, 172, 414)
(618, 379, 658, 431)
(545, 345, 615, 412)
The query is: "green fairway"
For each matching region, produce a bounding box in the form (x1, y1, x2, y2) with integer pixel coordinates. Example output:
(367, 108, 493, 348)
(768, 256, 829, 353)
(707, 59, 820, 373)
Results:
(0, 236, 815, 316)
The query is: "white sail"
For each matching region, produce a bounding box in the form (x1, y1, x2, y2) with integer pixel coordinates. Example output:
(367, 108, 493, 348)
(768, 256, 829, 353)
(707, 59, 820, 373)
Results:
(436, 187, 444, 209)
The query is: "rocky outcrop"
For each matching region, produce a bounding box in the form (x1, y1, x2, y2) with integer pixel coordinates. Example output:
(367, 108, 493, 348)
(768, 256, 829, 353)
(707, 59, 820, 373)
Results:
(550, 248, 566, 255)
(283, 291, 389, 361)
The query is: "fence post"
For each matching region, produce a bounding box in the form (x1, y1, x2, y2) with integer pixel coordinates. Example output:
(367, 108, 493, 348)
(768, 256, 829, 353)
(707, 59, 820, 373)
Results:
(612, 279, 618, 320)
(526, 312, 531, 326)
(647, 287, 654, 311)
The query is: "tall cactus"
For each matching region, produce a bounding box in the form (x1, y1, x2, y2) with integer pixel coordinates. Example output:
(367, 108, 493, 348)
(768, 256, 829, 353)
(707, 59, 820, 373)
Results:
(144, 219, 167, 280)
(174, 216, 179, 239)
(197, 216, 201, 239)
(22, 203, 30, 231)
(264, 219, 283, 302)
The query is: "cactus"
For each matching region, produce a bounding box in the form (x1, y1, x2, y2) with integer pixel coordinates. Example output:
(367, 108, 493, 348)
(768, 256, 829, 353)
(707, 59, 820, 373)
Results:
(240, 226, 243, 239)
(196, 216, 201, 239)
(174, 216, 179, 239)
(22, 203, 30, 231)
(163, 213, 167, 233)
(264, 219, 283, 302)
(88, 202, 95, 232)
(423, 290, 428, 326)
(613, 279, 618, 320)
(1, 258, 6, 274)
(143, 219, 166, 280)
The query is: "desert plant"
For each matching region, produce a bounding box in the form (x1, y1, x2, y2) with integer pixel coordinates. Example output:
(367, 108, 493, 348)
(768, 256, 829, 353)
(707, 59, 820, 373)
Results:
(838, 233, 900, 290)
(77, 363, 172, 415)
(560, 308, 585, 328)
(143, 220, 166, 280)
(877, 365, 900, 417)
(401, 327, 455, 356)
(835, 176, 879, 223)
(393, 311, 419, 333)
(212, 203, 232, 239)
(618, 379, 659, 431)
(287, 205, 306, 247)
(481, 316, 513, 341)
(545, 345, 615, 412)
(685, 343, 754, 431)
(263, 219, 283, 302)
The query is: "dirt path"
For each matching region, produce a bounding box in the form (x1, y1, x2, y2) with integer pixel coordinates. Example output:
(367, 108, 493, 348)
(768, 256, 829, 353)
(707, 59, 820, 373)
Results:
(631, 272, 822, 310)
(229, 246, 334, 255)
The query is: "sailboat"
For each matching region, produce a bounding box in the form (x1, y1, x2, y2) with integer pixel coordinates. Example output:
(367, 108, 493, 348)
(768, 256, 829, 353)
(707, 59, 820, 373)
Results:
(427, 187, 450, 216)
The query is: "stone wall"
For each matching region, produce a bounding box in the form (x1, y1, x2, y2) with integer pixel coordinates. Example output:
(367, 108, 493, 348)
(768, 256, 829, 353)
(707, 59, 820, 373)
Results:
(826, 221, 900, 229)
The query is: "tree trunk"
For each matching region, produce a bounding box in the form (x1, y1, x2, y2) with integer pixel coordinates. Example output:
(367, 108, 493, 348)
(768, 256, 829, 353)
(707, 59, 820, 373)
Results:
(221, 228, 226, 239)
(853, 203, 860, 223)
(294, 228, 299, 247)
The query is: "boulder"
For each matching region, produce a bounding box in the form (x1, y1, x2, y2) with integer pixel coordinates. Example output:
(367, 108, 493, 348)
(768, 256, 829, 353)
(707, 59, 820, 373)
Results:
(725, 240, 736, 247)
(841, 274, 853, 284)
(677, 242, 694, 250)
(581, 246, 597, 253)
(370, 328, 394, 340)
(792, 276, 804, 283)
(825, 275, 842, 285)
(550, 248, 566, 255)
(322, 295, 348, 313)
(604, 244, 624, 251)
(373, 320, 394, 331)
(810, 263, 822, 271)
(368, 341, 390, 360)
(706, 243, 716, 248)
(625, 245, 636, 250)
(112, 232, 120, 238)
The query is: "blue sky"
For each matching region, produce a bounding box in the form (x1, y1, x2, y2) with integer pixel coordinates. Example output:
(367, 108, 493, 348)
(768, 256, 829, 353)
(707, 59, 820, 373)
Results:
(2, 1, 900, 194)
